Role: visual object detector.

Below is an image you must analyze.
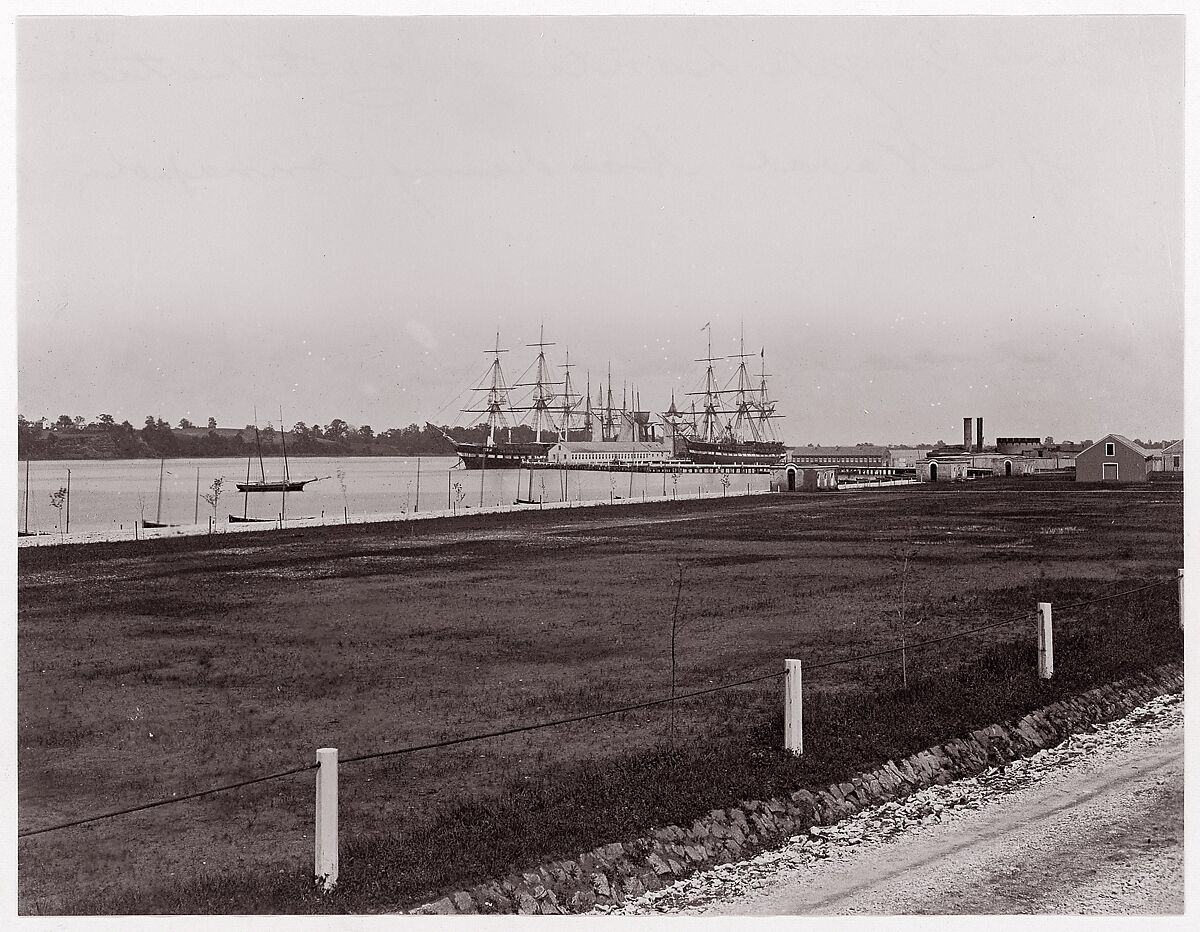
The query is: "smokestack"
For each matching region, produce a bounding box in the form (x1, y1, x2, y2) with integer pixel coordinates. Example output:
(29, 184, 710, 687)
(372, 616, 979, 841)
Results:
(976, 417, 984, 452)
(963, 417, 972, 451)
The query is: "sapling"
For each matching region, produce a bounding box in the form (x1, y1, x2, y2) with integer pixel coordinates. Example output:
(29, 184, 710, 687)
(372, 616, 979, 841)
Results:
(49, 487, 67, 541)
(200, 476, 225, 522)
(337, 467, 349, 523)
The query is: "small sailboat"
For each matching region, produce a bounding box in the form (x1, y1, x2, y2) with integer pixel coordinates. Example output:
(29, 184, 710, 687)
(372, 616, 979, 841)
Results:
(142, 459, 179, 528)
(17, 459, 41, 536)
(236, 411, 328, 492)
(229, 451, 275, 522)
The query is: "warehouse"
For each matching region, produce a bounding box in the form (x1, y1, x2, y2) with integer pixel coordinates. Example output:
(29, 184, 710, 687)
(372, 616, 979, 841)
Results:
(1074, 434, 1155, 482)
(545, 441, 671, 466)
(789, 445, 888, 467)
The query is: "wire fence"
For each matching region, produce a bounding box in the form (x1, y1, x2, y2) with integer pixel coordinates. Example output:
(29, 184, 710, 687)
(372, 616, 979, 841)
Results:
(18, 573, 1181, 840)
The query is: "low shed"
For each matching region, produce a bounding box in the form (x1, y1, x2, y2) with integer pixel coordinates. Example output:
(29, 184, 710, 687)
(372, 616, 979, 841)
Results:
(1158, 440, 1183, 473)
(771, 463, 838, 492)
(917, 457, 971, 482)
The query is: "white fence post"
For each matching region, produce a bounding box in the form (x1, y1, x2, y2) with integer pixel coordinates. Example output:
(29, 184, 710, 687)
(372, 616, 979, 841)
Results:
(315, 747, 339, 891)
(1179, 568, 1184, 630)
(784, 659, 803, 754)
(1037, 602, 1054, 680)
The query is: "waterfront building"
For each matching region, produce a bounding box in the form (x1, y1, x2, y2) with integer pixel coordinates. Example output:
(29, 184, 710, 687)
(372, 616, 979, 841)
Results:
(788, 445, 888, 468)
(545, 441, 671, 466)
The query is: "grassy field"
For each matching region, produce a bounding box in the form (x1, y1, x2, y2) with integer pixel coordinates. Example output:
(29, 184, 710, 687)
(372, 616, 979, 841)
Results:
(17, 479, 1183, 913)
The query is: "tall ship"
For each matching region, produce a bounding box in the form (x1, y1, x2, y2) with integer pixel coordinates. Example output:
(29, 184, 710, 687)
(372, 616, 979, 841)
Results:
(438, 331, 553, 469)
(674, 325, 786, 466)
(446, 328, 611, 469)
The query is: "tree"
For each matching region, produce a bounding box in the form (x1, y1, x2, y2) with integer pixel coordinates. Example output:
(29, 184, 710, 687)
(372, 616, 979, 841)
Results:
(200, 477, 225, 521)
(179, 418, 194, 429)
(98, 413, 115, 427)
(358, 424, 374, 443)
(55, 414, 75, 431)
(325, 419, 350, 441)
(208, 417, 217, 430)
(292, 422, 315, 449)
(17, 415, 38, 455)
(336, 468, 349, 522)
(49, 487, 67, 539)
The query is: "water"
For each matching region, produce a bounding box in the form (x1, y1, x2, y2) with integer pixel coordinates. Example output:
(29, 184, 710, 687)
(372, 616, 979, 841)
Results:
(16, 456, 771, 536)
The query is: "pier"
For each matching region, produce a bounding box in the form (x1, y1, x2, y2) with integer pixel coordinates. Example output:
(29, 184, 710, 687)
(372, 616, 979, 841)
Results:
(523, 461, 776, 475)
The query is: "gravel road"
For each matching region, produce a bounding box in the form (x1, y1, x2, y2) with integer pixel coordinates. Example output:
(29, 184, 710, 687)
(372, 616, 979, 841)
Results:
(613, 694, 1183, 916)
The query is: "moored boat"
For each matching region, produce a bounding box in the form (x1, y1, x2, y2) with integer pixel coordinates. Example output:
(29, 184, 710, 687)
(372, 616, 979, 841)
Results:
(235, 478, 319, 493)
(678, 324, 786, 466)
(682, 438, 786, 466)
(238, 411, 328, 491)
(446, 330, 562, 470)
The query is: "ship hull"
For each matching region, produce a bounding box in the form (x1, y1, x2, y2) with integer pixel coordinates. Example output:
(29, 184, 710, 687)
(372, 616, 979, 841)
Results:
(453, 441, 554, 470)
(236, 480, 313, 493)
(683, 439, 786, 466)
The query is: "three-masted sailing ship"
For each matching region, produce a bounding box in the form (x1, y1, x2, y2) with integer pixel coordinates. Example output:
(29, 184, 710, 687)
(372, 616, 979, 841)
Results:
(676, 325, 786, 466)
(444, 328, 617, 469)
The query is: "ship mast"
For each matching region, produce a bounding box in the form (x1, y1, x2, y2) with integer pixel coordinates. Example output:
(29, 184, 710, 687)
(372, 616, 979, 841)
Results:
(462, 331, 516, 447)
(688, 323, 726, 443)
(754, 347, 784, 443)
(604, 362, 615, 442)
(583, 370, 594, 439)
(728, 323, 761, 443)
(558, 348, 580, 442)
(514, 324, 561, 443)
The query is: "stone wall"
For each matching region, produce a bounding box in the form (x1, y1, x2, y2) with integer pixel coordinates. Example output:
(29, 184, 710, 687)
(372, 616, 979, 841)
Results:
(410, 663, 1183, 915)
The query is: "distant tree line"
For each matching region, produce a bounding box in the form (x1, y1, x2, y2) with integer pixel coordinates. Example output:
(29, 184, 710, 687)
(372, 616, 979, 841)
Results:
(17, 413, 542, 460)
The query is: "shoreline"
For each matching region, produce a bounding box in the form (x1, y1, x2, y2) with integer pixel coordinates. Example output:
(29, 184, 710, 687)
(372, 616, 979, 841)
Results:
(15, 479, 923, 548)
(15, 486, 770, 548)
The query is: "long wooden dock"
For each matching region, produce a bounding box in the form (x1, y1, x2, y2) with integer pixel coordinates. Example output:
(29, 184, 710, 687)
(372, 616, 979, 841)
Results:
(522, 461, 776, 475)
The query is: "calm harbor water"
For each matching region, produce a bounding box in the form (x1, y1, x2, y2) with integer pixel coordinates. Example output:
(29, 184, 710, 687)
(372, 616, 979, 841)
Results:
(16, 456, 771, 536)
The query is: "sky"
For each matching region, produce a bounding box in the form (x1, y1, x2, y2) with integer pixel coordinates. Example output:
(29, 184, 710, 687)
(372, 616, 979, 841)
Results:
(15, 14, 1184, 445)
